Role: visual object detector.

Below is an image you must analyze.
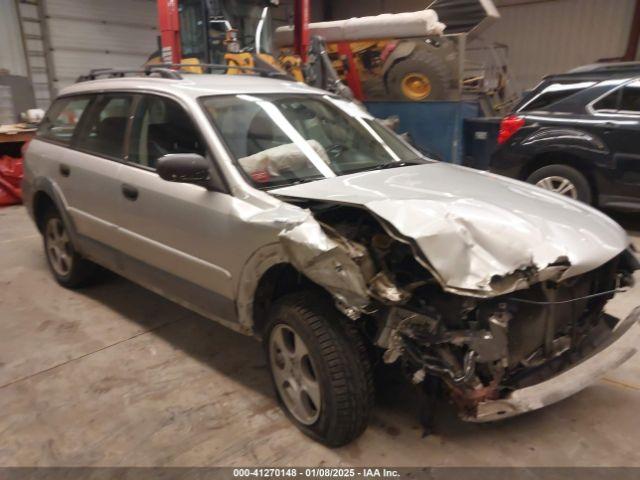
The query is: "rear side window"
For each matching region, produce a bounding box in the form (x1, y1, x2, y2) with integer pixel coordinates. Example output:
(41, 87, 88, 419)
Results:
(619, 80, 640, 113)
(128, 95, 204, 169)
(37, 96, 92, 145)
(592, 79, 640, 114)
(516, 81, 594, 112)
(75, 94, 134, 159)
(592, 89, 620, 112)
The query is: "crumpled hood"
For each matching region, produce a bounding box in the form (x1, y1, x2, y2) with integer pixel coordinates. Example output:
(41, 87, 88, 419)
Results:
(271, 163, 629, 296)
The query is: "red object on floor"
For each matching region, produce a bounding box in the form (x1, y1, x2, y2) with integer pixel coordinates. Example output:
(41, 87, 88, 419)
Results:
(0, 154, 24, 206)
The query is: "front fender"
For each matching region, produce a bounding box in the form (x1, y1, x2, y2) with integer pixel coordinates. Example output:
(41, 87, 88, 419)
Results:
(235, 243, 289, 334)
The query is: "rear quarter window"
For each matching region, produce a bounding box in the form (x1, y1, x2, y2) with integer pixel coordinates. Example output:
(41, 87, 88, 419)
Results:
(37, 96, 92, 145)
(516, 81, 595, 112)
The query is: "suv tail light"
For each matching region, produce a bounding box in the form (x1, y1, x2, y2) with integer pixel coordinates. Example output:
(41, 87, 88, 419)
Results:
(498, 115, 525, 145)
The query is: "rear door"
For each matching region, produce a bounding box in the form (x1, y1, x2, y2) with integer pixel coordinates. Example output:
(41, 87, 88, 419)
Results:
(34, 94, 93, 203)
(58, 93, 135, 246)
(589, 79, 640, 205)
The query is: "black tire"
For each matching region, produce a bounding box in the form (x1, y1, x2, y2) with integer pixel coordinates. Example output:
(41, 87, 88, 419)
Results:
(42, 208, 98, 288)
(385, 44, 451, 101)
(362, 78, 387, 100)
(264, 291, 374, 447)
(526, 164, 592, 204)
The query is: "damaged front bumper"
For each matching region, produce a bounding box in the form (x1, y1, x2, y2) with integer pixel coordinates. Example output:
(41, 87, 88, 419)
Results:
(467, 307, 640, 422)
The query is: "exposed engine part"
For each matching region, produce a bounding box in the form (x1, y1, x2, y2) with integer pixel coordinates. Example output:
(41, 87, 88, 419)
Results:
(278, 216, 376, 312)
(369, 271, 411, 304)
(272, 199, 639, 422)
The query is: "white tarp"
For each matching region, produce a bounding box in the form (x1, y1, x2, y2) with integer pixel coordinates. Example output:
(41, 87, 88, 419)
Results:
(274, 9, 445, 47)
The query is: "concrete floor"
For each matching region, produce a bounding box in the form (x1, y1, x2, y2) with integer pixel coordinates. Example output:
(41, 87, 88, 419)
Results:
(0, 205, 639, 467)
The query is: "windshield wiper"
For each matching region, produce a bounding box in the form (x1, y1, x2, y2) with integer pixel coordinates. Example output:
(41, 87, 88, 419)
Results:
(349, 159, 425, 173)
(379, 160, 420, 169)
(294, 175, 327, 184)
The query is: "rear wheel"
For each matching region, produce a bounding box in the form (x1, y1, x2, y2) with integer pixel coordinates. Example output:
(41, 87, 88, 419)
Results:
(265, 291, 374, 447)
(526, 164, 592, 204)
(42, 209, 98, 288)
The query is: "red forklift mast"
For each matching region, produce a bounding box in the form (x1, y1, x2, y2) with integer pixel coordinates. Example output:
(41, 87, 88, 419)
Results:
(293, 0, 309, 63)
(157, 0, 311, 66)
(157, 0, 182, 64)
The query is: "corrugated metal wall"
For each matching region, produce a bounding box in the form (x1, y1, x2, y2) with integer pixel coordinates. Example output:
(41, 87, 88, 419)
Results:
(481, 0, 636, 89)
(328, 0, 637, 90)
(46, 0, 158, 93)
(0, 0, 28, 76)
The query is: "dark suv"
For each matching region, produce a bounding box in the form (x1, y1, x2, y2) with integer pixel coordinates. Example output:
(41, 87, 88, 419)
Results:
(490, 63, 640, 211)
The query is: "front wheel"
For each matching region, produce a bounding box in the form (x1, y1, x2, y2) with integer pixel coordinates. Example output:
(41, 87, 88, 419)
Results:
(526, 164, 592, 204)
(265, 291, 374, 447)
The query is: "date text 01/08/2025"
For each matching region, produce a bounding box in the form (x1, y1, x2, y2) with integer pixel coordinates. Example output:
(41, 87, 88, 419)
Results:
(232, 468, 401, 478)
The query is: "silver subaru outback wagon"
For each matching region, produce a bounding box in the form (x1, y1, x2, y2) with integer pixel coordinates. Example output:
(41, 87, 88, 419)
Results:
(23, 70, 640, 446)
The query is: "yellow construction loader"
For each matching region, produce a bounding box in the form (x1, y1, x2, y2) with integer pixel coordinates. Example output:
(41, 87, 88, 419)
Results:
(149, 0, 501, 104)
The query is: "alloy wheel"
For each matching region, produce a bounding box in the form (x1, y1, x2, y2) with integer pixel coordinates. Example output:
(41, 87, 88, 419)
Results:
(269, 324, 322, 425)
(535, 175, 578, 199)
(46, 218, 73, 276)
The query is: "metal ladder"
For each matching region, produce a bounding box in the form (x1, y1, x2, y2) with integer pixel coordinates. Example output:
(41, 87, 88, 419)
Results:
(14, 0, 56, 109)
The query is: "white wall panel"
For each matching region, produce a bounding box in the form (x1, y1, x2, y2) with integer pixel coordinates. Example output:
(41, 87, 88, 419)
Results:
(45, 0, 158, 92)
(0, 0, 28, 76)
(54, 50, 154, 85)
(329, 0, 637, 90)
(48, 18, 157, 56)
(481, 0, 636, 89)
(48, 0, 157, 26)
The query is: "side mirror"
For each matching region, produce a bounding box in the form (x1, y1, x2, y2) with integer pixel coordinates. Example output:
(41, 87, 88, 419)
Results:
(156, 154, 211, 185)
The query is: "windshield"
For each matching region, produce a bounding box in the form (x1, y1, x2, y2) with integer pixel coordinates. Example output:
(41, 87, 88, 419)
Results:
(200, 94, 424, 189)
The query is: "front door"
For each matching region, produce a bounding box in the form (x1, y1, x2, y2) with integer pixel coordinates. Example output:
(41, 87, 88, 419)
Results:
(113, 93, 241, 321)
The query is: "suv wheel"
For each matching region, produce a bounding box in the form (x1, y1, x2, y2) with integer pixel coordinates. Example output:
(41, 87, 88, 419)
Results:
(526, 164, 592, 204)
(265, 291, 374, 447)
(43, 209, 98, 288)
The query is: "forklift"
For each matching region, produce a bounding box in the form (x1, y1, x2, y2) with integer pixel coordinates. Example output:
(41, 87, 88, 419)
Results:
(151, 0, 323, 87)
(150, 0, 465, 102)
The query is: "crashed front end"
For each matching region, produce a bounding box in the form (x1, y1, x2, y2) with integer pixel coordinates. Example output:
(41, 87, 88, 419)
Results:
(276, 200, 640, 422)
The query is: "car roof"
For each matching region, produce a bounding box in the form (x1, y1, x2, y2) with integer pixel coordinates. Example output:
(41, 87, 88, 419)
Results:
(514, 72, 640, 114)
(59, 73, 327, 100)
(541, 62, 640, 83)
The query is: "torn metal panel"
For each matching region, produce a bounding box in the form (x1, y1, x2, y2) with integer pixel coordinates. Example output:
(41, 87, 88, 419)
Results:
(278, 216, 375, 311)
(235, 243, 289, 333)
(271, 162, 630, 296)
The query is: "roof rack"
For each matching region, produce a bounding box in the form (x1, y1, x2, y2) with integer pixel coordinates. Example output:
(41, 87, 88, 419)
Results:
(75, 63, 293, 83)
(157, 63, 293, 79)
(76, 67, 182, 83)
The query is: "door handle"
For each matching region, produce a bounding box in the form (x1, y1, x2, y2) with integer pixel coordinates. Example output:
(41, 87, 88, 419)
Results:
(59, 164, 70, 177)
(121, 183, 139, 201)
